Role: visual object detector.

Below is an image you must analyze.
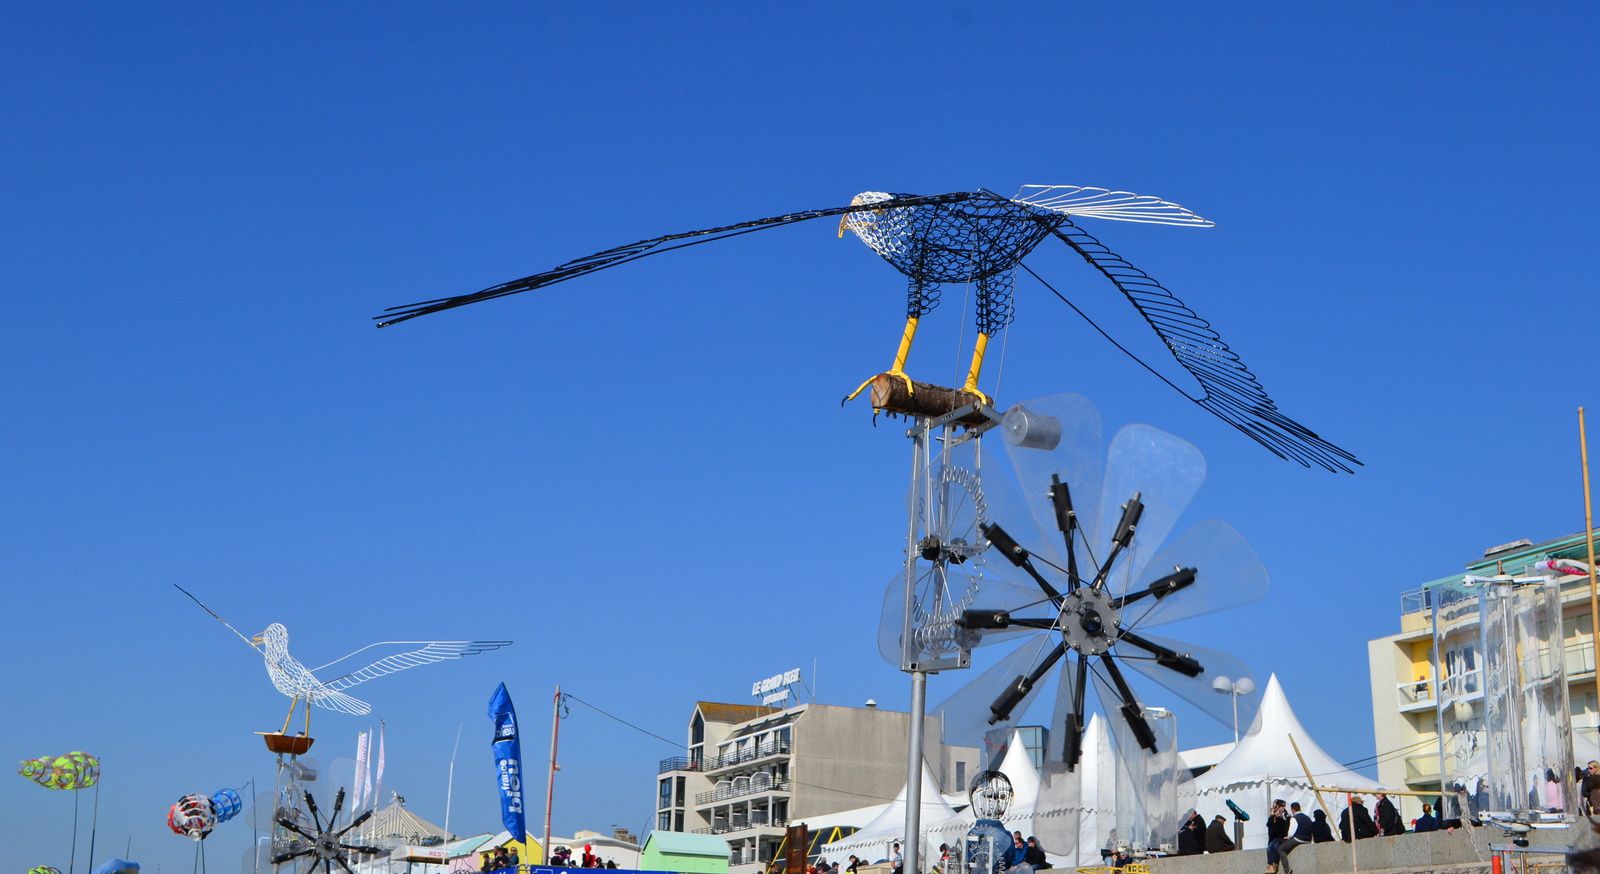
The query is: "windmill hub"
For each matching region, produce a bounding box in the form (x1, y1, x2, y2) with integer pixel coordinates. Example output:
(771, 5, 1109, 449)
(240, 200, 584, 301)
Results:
(315, 834, 341, 860)
(1060, 587, 1120, 656)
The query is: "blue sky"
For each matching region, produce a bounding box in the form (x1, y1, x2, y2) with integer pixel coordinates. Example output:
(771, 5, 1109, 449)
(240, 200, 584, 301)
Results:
(3, 2, 1597, 871)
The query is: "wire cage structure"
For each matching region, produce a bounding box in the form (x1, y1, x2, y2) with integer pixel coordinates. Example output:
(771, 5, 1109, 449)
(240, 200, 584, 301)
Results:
(1431, 574, 1574, 824)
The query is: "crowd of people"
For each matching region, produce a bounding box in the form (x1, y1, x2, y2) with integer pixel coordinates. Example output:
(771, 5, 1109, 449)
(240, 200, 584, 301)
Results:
(477, 844, 619, 872)
(1175, 793, 1453, 874)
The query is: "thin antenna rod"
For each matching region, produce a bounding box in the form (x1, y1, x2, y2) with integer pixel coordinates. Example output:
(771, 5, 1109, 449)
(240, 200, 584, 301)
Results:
(444, 722, 463, 838)
(173, 585, 260, 650)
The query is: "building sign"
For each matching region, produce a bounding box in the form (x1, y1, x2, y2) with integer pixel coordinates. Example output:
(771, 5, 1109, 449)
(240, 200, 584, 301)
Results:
(752, 668, 801, 706)
(392, 847, 447, 863)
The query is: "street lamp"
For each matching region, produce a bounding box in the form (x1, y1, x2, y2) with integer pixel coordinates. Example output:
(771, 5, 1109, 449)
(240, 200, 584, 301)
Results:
(1211, 675, 1256, 743)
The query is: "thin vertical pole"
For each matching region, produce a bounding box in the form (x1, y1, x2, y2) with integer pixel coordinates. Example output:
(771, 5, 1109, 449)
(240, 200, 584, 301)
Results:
(250, 777, 259, 874)
(87, 780, 100, 873)
(905, 671, 927, 874)
(544, 686, 561, 863)
(1579, 408, 1600, 747)
(445, 723, 463, 838)
(70, 788, 80, 874)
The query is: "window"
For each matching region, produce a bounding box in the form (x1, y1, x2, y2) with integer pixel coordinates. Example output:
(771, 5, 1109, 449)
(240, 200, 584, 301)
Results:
(658, 812, 671, 831)
(955, 760, 966, 791)
(692, 713, 705, 745)
(658, 779, 672, 810)
(676, 776, 686, 805)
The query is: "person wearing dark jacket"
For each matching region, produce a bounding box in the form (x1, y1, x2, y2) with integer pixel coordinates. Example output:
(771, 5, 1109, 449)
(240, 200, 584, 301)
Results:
(1339, 797, 1378, 842)
(1311, 809, 1335, 843)
(1177, 811, 1205, 856)
(1374, 794, 1405, 836)
(1205, 815, 1236, 853)
(1024, 837, 1048, 870)
(1265, 799, 1290, 873)
(1413, 803, 1439, 833)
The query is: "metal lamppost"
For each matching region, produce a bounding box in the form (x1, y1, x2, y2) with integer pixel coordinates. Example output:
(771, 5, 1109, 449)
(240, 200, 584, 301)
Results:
(1211, 676, 1256, 743)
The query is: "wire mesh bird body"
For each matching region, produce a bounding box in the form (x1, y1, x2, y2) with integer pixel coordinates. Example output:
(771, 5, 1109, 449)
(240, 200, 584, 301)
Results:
(254, 622, 511, 733)
(377, 185, 1359, 472)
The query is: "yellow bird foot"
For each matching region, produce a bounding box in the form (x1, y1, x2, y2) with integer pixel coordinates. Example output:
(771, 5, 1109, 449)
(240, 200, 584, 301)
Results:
(843, 370, 916, 405)
(960, 382, 993, 407)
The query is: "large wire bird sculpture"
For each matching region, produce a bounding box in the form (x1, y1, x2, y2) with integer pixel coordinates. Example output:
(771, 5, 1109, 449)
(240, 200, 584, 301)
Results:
(376, 185, 1358, 472)
(175, 586, 511, 735)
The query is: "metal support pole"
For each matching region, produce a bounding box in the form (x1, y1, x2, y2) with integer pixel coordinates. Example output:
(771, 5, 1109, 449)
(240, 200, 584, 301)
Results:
(1579, 408, 1599, 749)
(544, 686, 561, 864)
(905, 670, 927, 874)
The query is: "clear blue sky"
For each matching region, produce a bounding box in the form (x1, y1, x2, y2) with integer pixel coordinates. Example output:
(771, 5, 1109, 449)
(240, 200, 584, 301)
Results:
(3, 2, 1597, 871)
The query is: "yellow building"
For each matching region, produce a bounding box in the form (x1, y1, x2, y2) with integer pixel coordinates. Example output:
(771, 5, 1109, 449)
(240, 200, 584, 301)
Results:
(1366, 529, 1598, 819)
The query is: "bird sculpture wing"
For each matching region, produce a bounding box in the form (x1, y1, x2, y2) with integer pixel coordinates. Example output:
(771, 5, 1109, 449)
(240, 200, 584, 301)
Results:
(315, 640, 514, 693)
(1021, 214, 1361, 472)
(1011, 185, 1215, 227)
(374, 192, 978, 327)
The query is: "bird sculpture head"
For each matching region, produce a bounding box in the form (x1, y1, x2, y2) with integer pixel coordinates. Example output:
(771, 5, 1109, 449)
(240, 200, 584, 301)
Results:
(251, 622, 289, 653)
(837, 191, 895, 239)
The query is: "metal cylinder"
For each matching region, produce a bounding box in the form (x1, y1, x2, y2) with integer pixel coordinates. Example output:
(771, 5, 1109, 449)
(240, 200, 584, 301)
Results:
(1001, 405, 1061, 450)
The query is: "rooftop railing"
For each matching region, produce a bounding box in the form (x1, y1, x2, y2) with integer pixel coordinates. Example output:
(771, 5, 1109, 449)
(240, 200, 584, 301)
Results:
(702, 741, 791, 772)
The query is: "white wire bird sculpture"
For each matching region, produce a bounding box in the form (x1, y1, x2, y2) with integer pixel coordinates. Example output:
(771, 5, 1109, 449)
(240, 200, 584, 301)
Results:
(176, 586, 512, 736)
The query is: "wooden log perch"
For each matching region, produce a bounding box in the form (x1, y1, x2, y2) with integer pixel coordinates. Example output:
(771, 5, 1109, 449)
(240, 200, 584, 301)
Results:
(866, 374, 994, 426)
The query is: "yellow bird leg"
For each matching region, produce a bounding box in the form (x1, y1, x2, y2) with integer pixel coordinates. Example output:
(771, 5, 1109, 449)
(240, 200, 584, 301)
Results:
(302, 699, 312, 737)
(962, 332, 993, 406)
(281, 696, 299, 735)
(844, 316, 919, 402)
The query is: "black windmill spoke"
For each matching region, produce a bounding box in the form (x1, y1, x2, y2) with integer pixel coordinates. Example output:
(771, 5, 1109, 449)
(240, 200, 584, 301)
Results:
(981, 521, 1063, 602)
(1115, 629, 1203, 677)
(1098, 654, 1157, 752)
(272, 850, 313, 865)
(303, 791, 324, 833)
(1111, 567, 1197, 611)
(1088, 492, 1144, 592)
(344, 845, 382, 856)
(329, 788, 345, 828)
(988, 642, 1067, 726)
(1063, 653, 1089, 769)
(335, 858, 358, 874)
(1048, 474, 1082, 591)
(324, 859, 334, 874)
(277, 817, 315, 840)
(335, 809, 373, 838)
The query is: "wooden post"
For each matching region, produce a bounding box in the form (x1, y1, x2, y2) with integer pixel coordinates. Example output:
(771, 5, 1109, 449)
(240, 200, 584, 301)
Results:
(1580, 408, 1600, 749)
(867, 375, 992, 426)
(1286, 734, 1333, 821)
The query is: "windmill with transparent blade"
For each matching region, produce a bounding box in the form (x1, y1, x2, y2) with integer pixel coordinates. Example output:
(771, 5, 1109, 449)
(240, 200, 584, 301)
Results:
(880, 394, 1270, 855)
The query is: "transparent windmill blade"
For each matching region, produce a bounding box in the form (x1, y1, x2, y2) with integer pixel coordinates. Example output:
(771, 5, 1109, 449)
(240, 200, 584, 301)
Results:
(1091, 669, 1184, 852)
(1114, 520, 1269, 633)
(931, 634, 1054, 765)
(1114, 631, 1261, 729)
(1094, 424, 1206, 595)
(1032, 757, 1083, 855)
(993, 392, 1106, 566)
(877, 566, 1040, 666)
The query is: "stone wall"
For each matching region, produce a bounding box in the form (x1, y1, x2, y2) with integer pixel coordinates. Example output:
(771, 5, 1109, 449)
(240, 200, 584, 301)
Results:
(1144, 824, 1575, 874)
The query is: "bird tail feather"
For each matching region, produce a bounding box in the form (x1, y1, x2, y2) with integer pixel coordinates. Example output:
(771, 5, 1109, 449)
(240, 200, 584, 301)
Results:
(310, 688, 371, 716)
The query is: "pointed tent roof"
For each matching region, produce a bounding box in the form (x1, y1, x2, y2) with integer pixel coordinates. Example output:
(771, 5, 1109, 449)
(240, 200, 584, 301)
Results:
(364, 795, 450, 844)
(1187, 674, 1383, 794)
(996, 728, 1041, 814)
(818, 758, 955, 855)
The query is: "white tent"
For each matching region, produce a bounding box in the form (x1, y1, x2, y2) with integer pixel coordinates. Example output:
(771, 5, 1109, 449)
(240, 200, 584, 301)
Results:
(1180, 674, 1383, 848)
(818, 758, 957, 864)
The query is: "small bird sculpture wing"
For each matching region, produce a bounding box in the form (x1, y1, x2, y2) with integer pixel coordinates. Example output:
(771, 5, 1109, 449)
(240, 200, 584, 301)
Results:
(315, 640, 514, 693)
(374, 192, 977, 327)
(1012, 185, 1215, 227)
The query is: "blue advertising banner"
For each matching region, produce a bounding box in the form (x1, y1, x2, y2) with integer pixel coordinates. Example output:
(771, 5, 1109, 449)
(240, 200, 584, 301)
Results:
(488, 682, 527, 840)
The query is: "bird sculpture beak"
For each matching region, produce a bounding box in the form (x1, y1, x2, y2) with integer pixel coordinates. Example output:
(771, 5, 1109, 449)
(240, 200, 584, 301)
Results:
(250, 633, 263, 645)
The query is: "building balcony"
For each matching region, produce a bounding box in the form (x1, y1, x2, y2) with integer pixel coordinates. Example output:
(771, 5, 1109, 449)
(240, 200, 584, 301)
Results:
(1567, 640, 1596, 679)
(702, 741, 791, 773)
(659, 756, 702, 774)
(695, 778, 791, 806)
(1404, 752, 1441, 784)
(693, 816, 788, 836)
(1396, 679, 1436, 712)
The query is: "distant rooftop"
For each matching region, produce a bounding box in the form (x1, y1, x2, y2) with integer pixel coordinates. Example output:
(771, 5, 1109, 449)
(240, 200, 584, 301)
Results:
(695, 701, 779, 724)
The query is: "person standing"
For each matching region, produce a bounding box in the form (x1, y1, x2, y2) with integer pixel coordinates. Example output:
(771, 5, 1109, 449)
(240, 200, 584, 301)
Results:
(1265, 799, 1290, 873)
(1339, 797, 1377, 842)
(892, 842, 903, 874)
(1374, 794, 1405, 836)
(1278, 803, 1315, 874)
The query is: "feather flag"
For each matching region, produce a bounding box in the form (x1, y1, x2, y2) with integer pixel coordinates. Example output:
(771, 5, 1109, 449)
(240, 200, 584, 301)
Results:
(352, 730, 370, 809)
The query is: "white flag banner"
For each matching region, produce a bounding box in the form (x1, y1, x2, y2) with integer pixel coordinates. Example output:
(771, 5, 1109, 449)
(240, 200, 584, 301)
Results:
(352, 731, 370, 809)
(375, 720, 387, 806)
